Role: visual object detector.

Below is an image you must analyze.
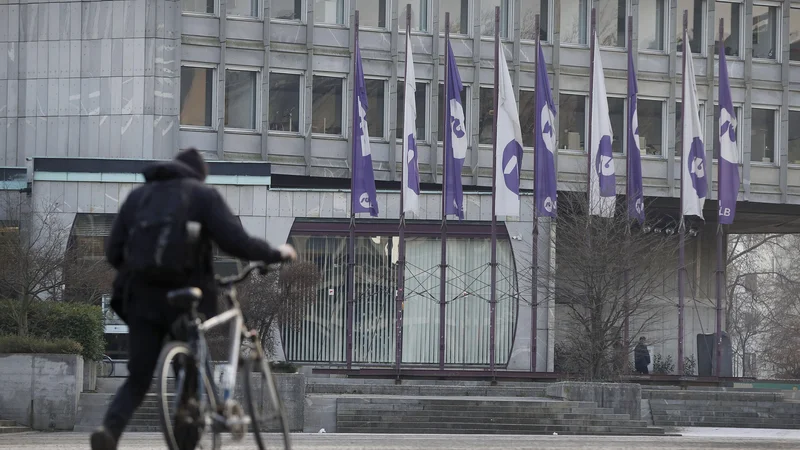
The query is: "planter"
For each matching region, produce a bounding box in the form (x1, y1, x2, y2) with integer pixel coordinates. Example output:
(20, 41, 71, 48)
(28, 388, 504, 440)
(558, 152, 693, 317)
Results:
(83, 360, 98, 392)
(0, 353, 84, 430)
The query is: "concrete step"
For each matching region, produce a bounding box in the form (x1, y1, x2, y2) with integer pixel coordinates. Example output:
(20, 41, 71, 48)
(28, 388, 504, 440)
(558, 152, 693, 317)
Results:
(643, 390, 783, 402)
(651, 409, 800, 419)
(306, 377, 551, 389)
(306, 383, 547, 397)
(335, 408, 633, 421)
(336, 423, 665, 435)
(337, 415, 649, 428)
(0, 426, 31, 434)
(653, 419, 800, 429)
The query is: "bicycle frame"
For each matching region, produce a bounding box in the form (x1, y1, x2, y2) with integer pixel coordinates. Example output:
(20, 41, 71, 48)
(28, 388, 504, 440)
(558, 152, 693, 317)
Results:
(196, 302, 246, 403)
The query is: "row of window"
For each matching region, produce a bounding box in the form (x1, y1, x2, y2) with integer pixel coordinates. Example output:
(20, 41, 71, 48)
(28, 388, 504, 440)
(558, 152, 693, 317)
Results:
(183, 0, 800, 61)
(181, 66, 800, 165)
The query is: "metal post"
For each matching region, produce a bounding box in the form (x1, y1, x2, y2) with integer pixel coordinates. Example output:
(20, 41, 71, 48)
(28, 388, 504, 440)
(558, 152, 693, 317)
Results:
(439, 12, 450, 371)
(623, 15, 633, 357)
(395, 3, 413, 381)
(677, 9, 689, 376)
(587, 8, 596, 205)
(531, 13, 540, 374)
(489, 6, 500, 378)
(346, 11, 360, 370)
(715, 18, 725, 378)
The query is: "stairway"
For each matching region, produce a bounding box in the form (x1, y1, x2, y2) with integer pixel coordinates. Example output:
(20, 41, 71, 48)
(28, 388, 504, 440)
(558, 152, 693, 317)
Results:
(0, 419, 30, 434)
(335, 396, 664, 435)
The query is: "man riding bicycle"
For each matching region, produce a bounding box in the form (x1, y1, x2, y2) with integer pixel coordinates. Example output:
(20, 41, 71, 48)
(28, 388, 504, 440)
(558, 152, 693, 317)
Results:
(91, 148, 297, 450)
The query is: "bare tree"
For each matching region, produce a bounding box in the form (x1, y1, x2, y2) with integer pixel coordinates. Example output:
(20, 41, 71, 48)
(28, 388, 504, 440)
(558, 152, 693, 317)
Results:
(0, 195, 112, 336)
(544, 193, 678, 380)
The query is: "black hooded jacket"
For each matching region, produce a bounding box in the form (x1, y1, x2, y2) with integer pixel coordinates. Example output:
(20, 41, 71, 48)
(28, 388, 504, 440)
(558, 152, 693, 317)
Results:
(106, 160, 284, 323)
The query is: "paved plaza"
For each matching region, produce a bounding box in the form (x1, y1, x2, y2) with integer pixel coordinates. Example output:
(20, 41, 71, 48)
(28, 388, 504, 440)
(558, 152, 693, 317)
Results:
(2, 431, 800, 450)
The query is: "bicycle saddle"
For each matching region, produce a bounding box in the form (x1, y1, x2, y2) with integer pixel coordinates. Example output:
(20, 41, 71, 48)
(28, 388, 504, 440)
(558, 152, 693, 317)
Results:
(167, 287, 203, 310)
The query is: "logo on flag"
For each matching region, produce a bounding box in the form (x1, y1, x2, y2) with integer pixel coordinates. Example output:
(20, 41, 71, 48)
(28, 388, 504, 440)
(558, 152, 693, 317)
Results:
(494, 45, 523, 217)
(402, 35, 420, 214)
(717, 36, 740, 224)
(444, 41, 466, 220)
(681, 29, 707, 219)
(589, 34, 616, 218)
(351, 42, 379, 217)
(535, 41, 558, 217)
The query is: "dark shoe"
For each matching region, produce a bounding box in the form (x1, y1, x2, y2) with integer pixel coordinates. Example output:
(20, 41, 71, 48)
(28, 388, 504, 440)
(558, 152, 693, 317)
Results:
(90, 427, 117, 450)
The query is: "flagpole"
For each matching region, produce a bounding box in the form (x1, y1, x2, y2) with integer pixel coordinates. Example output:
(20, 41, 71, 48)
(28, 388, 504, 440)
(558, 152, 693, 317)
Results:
(623, 14, 633, 362)
(489, 6, 500, 378)
(346, 10, 360, 371)
(715, 17, 725, 379)
(587, 8, 596, 209)
(677, 9, 688, 376)
(531, 13, 540, 373)
(439, 12, 450, 371)
(395, 4, 412, 381)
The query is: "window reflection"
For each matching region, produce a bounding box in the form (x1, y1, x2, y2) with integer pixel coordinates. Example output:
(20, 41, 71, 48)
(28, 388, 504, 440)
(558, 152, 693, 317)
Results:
(789, 110, 800, 164)
(596, 0, 626, 48)
(520, 0, 548, 42)
(397, 82, 428, 141)
(639, 0, 665, 51)
(519, 90, 536, 147)
(752, 5, 777, 60)
(479, 87, 494, 145)
(561, 0, 588, 45)
(790, 8, 800, 61)
(559, 94, 586, 151)
(638, 100, 664, 156)
(751, 108, 776, 164)
(608, 97, 625, 154)
(715, 2, 741, 57)
(440, 0, 469, 34)
(676, 0, 703, 54)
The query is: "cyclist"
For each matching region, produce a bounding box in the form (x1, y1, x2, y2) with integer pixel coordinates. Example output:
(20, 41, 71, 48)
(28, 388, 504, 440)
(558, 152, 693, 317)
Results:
(91, 148, 297, 450)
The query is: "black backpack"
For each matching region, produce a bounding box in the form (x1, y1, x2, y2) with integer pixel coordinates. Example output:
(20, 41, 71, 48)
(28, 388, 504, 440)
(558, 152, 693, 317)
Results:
(124, 181, 199, 286)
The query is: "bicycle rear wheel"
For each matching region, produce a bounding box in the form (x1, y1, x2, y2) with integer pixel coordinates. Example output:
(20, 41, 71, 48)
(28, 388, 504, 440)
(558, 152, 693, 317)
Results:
(242, 343, 292, 450)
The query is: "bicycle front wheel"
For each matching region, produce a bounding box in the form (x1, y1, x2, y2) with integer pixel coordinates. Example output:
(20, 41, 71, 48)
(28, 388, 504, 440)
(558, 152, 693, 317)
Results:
(243, 346, 292, 450)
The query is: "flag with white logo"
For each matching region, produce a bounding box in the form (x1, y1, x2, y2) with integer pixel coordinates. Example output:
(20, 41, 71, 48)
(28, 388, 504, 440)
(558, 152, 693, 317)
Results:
(589, 34, 616, 218)
(681, 29, 707, 219)
(494, 46, 523, 217)
(534, 40, 557, 218)
(352, 39, 379, 217)
(717, 36, 739, 225)
(444, 41, 467, 220)
(627, 43, 644, 224)
(402, 35, 420, 215)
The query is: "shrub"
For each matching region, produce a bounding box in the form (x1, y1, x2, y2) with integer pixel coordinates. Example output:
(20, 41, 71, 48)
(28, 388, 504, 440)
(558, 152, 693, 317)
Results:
(0, 299, 104, 361)
(0, 335, 83, 355)
(652, 353, 675, 375)
(684, 354, 697, 376)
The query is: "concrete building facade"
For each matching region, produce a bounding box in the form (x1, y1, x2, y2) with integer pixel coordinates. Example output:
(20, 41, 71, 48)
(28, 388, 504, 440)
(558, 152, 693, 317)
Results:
(4, 0, 800, 374)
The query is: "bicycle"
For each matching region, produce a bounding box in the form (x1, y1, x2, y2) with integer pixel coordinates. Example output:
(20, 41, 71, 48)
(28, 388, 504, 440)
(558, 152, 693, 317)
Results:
(155, 261, 292, 450)
(100, 354, 115, 378)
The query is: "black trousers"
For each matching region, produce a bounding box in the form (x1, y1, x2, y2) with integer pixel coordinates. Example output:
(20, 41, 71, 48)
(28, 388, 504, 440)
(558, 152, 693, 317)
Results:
(103, 318, 169, 441)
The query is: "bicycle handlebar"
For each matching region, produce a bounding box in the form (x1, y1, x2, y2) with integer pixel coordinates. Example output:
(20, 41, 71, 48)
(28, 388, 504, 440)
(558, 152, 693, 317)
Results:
(215, 261, 277, 286)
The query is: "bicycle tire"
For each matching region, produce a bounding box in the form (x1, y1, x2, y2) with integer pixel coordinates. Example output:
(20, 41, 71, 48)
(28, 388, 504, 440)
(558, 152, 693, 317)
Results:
(157, 341, 212, 450)
(243, 349, 292, 450)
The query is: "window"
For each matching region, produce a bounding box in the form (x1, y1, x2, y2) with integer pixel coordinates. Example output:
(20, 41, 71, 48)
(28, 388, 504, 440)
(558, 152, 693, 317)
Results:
(225, 70, 258, 130)
(364, 79, 387, 140)
(676, 0, 704, 54)
(752, 5, 778, 60)
(437, 83, 468, 143)
(789, 110, 800, 164)
(791, 8, 800, 62)
(675, 101, 705, 158)
(561, 0, 589, 45)
(65, 214, 115, 304)
(315, 0, 345, 25)
(440, 0, 469, 35)
(397, 82, 428, 141)
(639, 0, 666, 51)
(519, 89, 536, 147)
(400, 0, 429, 32)
(228, 0, 258, 17)
(638, 99, 664, 156)
(182, 0, 214, 14)
(520, 0, 548, 41)
(712, 104, 742, 161)
(356, 0, 388, 28)
(269, 72, 302, 133)
(715, 2, 741, 57)
(478, 87, 494, 144)
(751, 108, 776, 164)
(272, 0, 302, 20)
(480, 0, 510, 38)
(596, 0, 626, 48)
(559, 94, 586, 151)
(312, 76, 345, 135)
(608, 97, 625, 153)
(180, 66, 214, 128)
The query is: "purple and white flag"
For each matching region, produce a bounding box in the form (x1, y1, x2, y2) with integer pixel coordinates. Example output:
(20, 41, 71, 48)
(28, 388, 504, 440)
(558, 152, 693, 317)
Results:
(589, 34, 616, 218)
(534, 40, 557, 218)
(494, 45, 523, 217)
(718, 37, 739, 225)
(681, 29, 707, 219)
(444, 41, 467, 220)
(627, 43, 644, 224)
(402, 34, 420, 215)
(352, 42, 379, 217)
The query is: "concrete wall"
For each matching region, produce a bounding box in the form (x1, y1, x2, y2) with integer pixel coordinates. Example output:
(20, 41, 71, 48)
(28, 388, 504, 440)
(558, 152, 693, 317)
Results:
(0, 353, 84, 430)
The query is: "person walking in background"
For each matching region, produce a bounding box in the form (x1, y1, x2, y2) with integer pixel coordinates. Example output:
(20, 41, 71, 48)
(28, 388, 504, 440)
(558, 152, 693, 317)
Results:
(634, 336, 651, 375)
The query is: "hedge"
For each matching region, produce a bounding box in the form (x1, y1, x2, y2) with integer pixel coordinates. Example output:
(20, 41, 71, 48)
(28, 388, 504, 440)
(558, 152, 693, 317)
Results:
(0, 300, 105, 361)
(0, 335, 84, 355)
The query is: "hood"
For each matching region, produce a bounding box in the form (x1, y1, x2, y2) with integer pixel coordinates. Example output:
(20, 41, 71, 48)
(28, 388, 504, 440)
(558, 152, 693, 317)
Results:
(143, 160, 205, 182)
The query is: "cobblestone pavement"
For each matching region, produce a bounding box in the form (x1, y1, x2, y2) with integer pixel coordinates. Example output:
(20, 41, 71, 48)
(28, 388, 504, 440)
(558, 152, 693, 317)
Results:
(1, 432, 800, 450)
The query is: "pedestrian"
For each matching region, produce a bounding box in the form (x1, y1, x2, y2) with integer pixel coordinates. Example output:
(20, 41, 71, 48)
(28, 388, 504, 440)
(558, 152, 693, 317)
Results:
(90, 148, 297, 450)
(634, 336, 651, 375)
